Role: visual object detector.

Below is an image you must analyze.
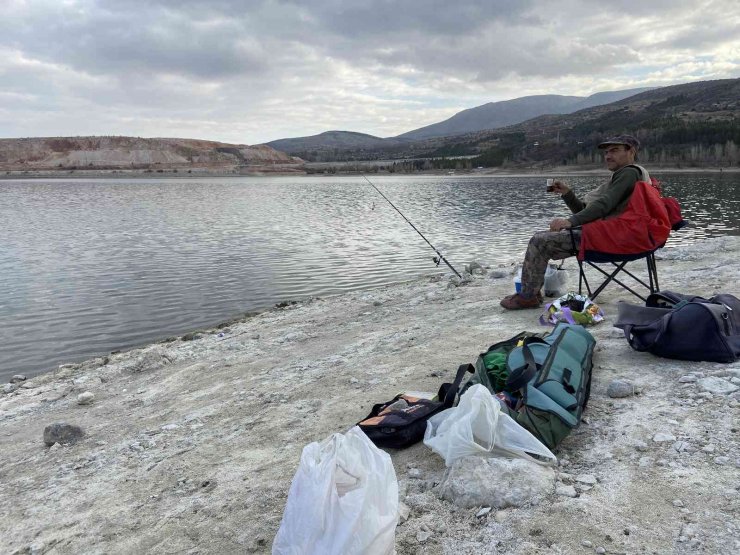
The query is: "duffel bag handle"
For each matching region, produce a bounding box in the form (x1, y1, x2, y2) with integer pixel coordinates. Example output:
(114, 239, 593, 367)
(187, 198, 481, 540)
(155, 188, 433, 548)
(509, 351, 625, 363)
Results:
(506, 342, 538, 391)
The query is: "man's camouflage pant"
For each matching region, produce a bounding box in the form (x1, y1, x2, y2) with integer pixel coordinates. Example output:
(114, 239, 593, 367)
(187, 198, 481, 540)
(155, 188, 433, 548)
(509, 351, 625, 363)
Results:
(521, 229, 581, 296)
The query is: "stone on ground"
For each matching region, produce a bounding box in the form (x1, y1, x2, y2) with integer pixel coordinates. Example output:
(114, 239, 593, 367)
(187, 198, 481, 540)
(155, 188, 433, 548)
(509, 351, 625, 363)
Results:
(437, 456, 555, 509)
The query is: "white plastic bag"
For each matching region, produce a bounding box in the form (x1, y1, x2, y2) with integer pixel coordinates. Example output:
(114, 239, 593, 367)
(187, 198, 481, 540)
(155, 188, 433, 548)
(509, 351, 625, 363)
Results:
(544, 263, 569, 297)
(272, 426, 399, 555)
(423, 384, 556, 466)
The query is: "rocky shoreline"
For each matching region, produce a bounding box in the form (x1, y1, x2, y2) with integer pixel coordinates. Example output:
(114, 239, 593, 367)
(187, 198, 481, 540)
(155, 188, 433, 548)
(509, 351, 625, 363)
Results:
(1, 237, 739, 554)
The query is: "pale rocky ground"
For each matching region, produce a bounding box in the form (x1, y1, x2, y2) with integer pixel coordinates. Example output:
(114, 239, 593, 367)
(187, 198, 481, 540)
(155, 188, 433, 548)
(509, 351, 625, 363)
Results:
(1, 237, 739, 555)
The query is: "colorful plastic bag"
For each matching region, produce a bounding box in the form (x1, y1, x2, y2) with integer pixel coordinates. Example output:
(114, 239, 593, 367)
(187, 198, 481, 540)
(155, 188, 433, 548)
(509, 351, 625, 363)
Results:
(540, 292, 604, 326)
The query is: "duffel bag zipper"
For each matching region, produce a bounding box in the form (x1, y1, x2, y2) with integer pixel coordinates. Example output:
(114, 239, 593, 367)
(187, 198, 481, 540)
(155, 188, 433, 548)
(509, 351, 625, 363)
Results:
(696, 303, 734, 360)
(721, 312, 732, 335)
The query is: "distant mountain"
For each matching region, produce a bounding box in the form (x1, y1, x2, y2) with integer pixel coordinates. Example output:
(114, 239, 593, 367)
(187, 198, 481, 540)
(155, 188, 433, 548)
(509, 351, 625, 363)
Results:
(395, 88, 653, 140)
(267, 130, 403, 151)
(393, 78, 740, 169)
(0, 136, 302, 172)
(265, 131, 411, 162)
(265, 88, 653, 160)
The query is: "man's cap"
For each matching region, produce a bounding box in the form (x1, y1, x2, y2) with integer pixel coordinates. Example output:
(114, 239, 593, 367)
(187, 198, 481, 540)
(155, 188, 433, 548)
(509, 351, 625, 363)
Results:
(597, 134, 640, 150)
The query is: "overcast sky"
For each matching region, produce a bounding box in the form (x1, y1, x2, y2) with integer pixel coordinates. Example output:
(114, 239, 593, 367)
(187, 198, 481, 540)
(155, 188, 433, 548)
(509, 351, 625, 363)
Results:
(2, 0, 738, 144)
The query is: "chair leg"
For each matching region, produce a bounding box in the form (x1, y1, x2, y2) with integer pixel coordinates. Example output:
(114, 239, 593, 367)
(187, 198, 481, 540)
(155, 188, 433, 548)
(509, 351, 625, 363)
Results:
(647, 254, 660, 293)
(583, 260, 655, 302)
(577, 259, 592, 297)
(587, 261, 628, 300)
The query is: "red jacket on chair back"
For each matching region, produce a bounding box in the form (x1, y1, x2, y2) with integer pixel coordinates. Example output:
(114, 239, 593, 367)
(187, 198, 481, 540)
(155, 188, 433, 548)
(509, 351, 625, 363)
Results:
(579, 178, 671, 262)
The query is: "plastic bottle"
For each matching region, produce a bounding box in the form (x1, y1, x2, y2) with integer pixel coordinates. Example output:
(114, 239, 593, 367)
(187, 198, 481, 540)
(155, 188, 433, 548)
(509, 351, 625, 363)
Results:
(513, 267, 522, 294)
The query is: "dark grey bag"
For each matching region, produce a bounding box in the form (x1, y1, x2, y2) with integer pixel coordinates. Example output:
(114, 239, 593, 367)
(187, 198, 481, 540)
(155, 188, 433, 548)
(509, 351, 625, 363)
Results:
(614, 291, 740, 362)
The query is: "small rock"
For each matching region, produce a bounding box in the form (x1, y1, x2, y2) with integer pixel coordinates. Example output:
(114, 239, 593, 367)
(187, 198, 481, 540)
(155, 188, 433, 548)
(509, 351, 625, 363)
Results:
(714, 456, 729, 465)
(582, 539, 593, 547)
(3, 383, 18, 394)
(673, 499, 684, 507)
(555, 485, 578, 498)
(673, 441, 689, 453)
(476, 507, 491, 518)
(43, 423, 84, 446)
(398, 502, 410, 523)
(701, 444, 716, 453)
(607, 380, 634, 398)
(48, 442, 62, 452)
(634, 440, 649, 451)
(10, 374, 27, 383)
(494, 510, 507, 523)
(595, 547, 606, 554)
(638, 456, 653, 467)
(697, 377, 739, 395)
(407, 468, 422, 479)
(653, 432, 676, 442)
(575, 474, 597, 485)
(416, 529, 432, 543)
(678, 375, 697, 383)
(77, 391, 95, 405)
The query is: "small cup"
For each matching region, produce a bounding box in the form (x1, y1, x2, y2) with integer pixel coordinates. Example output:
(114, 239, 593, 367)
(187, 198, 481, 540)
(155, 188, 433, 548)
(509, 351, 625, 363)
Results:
(546, 178, 555, 192)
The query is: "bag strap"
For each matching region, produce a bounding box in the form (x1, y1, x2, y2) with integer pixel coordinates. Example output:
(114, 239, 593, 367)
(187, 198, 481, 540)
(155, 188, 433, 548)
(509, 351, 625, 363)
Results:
(439, 363, 474, 408)
(506, 342, 539, 392)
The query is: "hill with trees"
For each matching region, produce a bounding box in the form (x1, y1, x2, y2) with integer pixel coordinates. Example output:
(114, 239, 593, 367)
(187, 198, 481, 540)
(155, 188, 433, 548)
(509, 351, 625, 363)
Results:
(394, 88, 652, 140)
(297, 78, 740, 170)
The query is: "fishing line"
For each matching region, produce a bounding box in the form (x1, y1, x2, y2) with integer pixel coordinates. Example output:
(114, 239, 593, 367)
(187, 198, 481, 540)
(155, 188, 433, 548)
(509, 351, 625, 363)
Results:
(362, 175, 462, 278)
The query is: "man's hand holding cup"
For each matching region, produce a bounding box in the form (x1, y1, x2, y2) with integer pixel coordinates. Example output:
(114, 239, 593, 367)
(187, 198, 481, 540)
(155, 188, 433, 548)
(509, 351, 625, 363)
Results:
(547, 179, 570, 195)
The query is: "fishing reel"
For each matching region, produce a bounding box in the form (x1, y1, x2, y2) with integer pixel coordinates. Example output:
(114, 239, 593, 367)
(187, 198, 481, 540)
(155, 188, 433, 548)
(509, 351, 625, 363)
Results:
(432, 256, 441, 266)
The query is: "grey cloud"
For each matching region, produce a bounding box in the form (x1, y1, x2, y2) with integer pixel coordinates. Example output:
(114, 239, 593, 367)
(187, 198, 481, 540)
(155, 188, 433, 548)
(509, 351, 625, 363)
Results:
(1, 2, 269, 79)
(1, 0, 737, 143)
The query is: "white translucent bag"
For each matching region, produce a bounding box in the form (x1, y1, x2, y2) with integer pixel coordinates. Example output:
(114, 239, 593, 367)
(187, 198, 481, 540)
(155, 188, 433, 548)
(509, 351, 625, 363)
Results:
(423, 384, 556, 466)
(544, 263, 569, 297)
(272, 426, 399, 555)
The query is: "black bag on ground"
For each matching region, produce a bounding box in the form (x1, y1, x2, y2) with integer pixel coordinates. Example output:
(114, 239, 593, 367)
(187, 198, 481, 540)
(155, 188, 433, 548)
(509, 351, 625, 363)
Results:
(357, 364, 471, 449)
(614, 291, 740, 362)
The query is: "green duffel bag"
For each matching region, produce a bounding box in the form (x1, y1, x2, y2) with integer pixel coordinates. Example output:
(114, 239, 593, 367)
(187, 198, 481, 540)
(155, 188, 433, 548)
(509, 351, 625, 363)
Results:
(503, 322, 596, 450)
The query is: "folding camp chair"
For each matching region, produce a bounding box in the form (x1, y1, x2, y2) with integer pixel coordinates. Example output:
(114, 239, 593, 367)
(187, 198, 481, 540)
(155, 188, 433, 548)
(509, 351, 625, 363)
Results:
(569, 227, 660, 302)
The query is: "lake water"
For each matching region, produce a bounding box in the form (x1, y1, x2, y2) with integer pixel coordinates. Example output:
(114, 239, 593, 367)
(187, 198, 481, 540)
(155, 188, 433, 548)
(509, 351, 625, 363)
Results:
(1, 173, 739, 381)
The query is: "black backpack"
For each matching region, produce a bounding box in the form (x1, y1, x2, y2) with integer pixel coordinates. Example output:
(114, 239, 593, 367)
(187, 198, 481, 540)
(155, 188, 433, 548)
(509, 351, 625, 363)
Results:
(357, 364, 470, 449)
(614, 291, 740, 362)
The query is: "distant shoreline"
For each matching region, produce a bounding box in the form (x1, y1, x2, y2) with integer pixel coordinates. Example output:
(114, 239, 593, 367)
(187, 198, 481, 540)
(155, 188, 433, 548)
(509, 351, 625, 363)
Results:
(2, 166, 739, 180)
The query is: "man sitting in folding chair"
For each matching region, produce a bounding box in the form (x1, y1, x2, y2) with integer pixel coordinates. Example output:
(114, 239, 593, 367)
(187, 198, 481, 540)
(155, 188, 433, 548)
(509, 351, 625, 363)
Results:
(501, 134, 671, 310)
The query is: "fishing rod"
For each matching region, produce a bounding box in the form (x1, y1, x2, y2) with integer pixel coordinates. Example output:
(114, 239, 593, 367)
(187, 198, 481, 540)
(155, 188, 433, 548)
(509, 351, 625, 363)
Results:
(362, 175, 462, 278)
